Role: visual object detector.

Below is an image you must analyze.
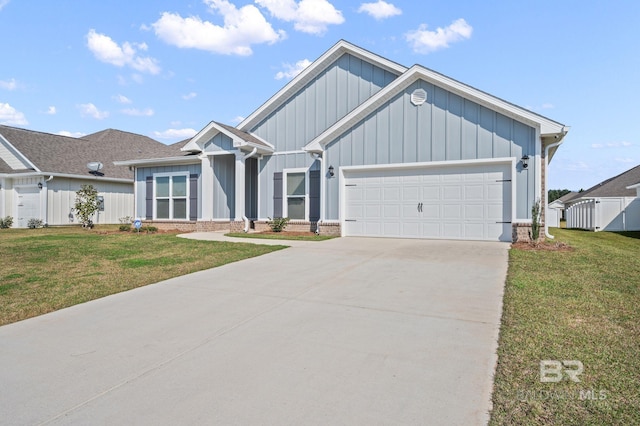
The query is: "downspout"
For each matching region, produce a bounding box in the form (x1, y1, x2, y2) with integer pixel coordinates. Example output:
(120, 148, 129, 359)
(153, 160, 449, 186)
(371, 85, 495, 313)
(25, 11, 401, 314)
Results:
(310, 152, 323, 234)
(242, 148, 258, 232)
(43, 175, 53, 226)
(544, 130, 567, 239)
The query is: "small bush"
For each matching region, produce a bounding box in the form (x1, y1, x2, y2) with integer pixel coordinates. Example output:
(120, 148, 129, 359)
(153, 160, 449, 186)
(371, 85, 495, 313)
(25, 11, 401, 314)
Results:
(119, 224, 131, 232)
(0, 216, 13, 229)
(27, 218, 44, 229)
(136, 226, 157, 233)
(529, 199, 541, 242)
(267, 217, 290, 232)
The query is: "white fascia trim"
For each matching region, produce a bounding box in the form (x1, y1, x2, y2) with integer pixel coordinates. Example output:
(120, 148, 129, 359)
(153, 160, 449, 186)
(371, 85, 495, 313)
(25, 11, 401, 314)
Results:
(305, 65, 568, 152)
(626, 182, 640, 189)
(238, 40, 407, 132)
(182, 121, 216, 152)
(201, 150, 236, 156)
(0, 133, 41, 172)
(271, 150, 307, 156)
(1, 171, 132, 184)
(113, 156, 200, 167)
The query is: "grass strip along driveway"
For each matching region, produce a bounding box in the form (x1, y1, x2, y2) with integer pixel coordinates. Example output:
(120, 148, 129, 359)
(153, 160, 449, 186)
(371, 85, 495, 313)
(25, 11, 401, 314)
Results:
(0, 227, 285, 326)
(490, 229, 639, 425)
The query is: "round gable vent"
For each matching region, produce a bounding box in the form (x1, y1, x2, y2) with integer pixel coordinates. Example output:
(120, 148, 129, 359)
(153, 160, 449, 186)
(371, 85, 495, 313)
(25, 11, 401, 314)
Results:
(411, 88, 427, 106)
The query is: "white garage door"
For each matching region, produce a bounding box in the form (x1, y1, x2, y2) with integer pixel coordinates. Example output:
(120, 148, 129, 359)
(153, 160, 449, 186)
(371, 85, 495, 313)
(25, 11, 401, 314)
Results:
(16, 186, 41, 228)
(344, 163, 512, 242)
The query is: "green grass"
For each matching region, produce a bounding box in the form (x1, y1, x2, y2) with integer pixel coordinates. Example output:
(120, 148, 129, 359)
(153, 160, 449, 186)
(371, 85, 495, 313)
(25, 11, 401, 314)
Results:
(0, 226, 285, 326)
(490, 229, 640, 425)
(225, 232, 336, 241)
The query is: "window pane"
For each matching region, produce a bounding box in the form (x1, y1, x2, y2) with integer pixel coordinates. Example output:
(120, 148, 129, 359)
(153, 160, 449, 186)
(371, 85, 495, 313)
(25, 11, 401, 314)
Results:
(288, 198, 305, 220)
(157, 199, 169, 219)
(173, 199, 187, 219)
(287, 172, 305, 196)
(173, 175, 187, 197)
(156, 176, 170, 197)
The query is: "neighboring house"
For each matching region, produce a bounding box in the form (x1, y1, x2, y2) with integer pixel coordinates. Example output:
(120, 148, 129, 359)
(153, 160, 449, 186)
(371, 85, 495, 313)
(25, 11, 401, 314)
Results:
(0, 126, 180, 227)
(116, 40, 569, 242)
(566, 164, 640, 231)
(547, 191, 579, 227)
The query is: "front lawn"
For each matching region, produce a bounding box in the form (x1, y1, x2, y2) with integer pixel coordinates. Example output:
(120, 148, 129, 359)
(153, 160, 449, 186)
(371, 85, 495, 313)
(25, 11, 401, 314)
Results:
(0, 226, 285, 326)
(490, 229, 639, 425)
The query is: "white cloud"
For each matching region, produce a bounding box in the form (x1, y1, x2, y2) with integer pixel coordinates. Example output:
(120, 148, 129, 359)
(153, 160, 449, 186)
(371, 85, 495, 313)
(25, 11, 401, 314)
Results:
(564, 161, 590, 172)
(121, 108, 154, 117)
(541, 103, 555, 109)
(231, 116, 245, 124)
(78, 103, 109, 119)
(357, 1, 401, 20)
(113, 94, 132, 104)
(153, 128, 198, 140)
(256, 0, 344, 35)
(58, 130, 85, 138)
(406, 18, 473, 54)
(615, 157, 635, 163)
(592, 141, 634, 149)
(46, 106, 56, 115)
(275, 58, 311, 80)
(0, 0, 9, 11)
(0, 102, 28, 125)
(152, 0, 285, 56)
(182, 92, 197, 100)
(86, 29, 160, 74)
(0, 78, 18, 90)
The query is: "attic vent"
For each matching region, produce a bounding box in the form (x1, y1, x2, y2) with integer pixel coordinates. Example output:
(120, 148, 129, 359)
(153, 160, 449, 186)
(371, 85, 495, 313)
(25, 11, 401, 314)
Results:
(411, 88, 427, 106)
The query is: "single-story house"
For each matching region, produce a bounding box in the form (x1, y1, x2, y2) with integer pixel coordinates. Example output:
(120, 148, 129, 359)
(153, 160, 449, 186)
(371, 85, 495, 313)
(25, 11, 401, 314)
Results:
(0, 126, 181, 227)
(116, 40, 569, 242)
(546, 191, 579, 227)
(566, 164, 640, 231)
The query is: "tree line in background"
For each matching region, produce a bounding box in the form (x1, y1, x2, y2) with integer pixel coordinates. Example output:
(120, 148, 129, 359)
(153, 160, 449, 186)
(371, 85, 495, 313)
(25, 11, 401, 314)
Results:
(548, 188, 584, 203)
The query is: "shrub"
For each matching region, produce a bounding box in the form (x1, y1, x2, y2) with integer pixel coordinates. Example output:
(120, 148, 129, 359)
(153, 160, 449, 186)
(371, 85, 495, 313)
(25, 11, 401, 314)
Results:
(74, 185, 99, 228)
(267, 217, 290, 232)
(27, 218, 44, 229)
(530, 199, 541, 242)
(0, 216, 13, 229)
(119, 224, 131, 232)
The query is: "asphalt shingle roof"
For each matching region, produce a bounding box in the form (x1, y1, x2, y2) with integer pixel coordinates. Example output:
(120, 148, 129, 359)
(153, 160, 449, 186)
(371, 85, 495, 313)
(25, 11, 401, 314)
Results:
(577, 164, 640, 198)
(0, 126, 186, 180)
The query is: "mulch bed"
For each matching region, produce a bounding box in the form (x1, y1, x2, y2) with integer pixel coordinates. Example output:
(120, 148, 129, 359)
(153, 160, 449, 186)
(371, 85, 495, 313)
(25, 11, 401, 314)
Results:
(512, 241, 574, 251)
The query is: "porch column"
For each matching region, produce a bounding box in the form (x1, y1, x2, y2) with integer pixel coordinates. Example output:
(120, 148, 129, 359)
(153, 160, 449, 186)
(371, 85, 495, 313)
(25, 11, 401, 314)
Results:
(200, 155, 213, 221)
(234, 152, 245, 221)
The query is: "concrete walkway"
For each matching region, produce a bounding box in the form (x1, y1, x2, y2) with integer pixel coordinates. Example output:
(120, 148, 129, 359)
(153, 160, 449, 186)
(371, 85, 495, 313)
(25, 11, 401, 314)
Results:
(0, 236, 509, 425)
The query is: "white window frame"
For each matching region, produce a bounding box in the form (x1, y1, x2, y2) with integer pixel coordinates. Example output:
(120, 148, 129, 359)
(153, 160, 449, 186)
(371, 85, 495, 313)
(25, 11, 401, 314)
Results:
(283, 168, 309, 221)
(153, 172, 190, 220)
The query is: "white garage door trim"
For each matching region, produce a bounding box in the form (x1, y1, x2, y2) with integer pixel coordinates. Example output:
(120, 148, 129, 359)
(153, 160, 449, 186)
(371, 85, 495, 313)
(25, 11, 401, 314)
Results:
(339, 158, 516, 242)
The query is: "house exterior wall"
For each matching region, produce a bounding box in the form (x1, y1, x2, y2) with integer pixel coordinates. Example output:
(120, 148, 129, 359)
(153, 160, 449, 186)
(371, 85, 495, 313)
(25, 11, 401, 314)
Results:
(323, 79, 537, 221)
(46, 177, 133, 225)
(211, 155, 235, 219)
(250, 53, 398, 152)
(135, 164, 201, 219)
(204, 133, 234, 152)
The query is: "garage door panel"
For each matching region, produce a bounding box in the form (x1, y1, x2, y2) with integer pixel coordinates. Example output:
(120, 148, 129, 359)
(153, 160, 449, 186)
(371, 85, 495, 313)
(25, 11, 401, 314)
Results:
(344, 163, 511, 241)
(347, 186, 364, 201)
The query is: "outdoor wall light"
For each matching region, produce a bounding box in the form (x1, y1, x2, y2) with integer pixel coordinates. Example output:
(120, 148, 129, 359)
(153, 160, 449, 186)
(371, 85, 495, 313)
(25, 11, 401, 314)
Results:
(521, 155, 529, 169)
(37, 182, 43, 189)
(328, 165, 335, 177)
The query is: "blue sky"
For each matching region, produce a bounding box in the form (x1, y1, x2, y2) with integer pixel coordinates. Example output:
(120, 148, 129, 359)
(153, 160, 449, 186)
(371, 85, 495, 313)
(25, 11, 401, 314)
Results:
(0, 0, 638, 190)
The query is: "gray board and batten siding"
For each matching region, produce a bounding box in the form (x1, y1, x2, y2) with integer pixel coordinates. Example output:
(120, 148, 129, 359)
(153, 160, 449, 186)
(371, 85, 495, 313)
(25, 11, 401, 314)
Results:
(249, 53, 399, 152)
(324, 79, 537, 221)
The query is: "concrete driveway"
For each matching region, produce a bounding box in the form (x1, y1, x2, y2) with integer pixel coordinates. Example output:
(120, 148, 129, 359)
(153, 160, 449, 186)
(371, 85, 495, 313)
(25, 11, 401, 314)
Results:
(0, 236, 508, 425)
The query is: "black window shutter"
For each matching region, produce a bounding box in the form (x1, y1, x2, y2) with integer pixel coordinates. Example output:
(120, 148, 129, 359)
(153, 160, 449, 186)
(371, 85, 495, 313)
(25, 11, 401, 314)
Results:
(273, 172, 283, 218)
(309, 170, 320, 222)
(189, 174, 198, 221)
(145, 176, 153, 220)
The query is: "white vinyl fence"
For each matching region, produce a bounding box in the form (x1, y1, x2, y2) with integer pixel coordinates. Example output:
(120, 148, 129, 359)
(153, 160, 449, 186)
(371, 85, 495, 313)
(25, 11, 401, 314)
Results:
(566, 197, 640, 231)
